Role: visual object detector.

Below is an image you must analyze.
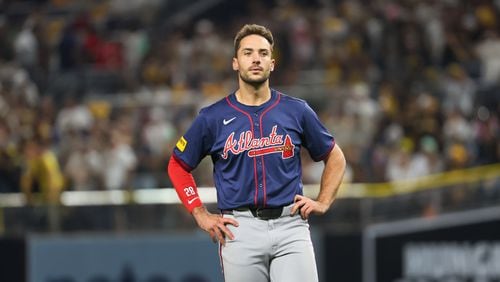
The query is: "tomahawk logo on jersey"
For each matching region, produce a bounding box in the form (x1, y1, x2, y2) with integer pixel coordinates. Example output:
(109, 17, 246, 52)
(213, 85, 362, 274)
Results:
(173, 89, 335, 210)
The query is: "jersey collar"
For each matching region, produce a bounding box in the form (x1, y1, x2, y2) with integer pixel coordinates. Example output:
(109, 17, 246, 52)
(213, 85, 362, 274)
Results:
(228, 88, 278, 113)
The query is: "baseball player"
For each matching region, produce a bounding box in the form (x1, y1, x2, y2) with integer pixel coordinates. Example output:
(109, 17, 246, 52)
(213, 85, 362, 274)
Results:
(168, 24, 346, 282)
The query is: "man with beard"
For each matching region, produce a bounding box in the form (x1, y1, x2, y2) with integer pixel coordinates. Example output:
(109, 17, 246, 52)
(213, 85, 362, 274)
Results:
(168, 24, 346, 282)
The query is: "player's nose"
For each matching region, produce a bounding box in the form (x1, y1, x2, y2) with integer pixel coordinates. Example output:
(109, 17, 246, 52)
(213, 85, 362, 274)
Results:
(251, 53, 261, 63)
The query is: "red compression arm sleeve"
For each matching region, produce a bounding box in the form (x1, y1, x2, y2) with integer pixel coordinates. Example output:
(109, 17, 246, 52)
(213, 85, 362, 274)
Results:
(167, 156, 203, 213)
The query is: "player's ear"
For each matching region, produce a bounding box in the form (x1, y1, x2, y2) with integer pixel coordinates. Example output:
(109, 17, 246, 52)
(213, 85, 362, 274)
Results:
(270, 58, 275, 72)
(232, 57, 239, 71)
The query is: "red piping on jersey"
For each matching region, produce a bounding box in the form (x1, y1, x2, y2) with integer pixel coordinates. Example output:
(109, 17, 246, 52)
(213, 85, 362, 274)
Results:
(317, 140, 336, 161)
(218, 238, 225, 279)
(225, 96, 259, 206)
(172, 153, 194, 172)
(258, 93, 281, 207)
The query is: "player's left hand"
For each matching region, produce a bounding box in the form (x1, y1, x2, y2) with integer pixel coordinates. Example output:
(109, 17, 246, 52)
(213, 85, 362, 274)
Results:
(291, 194, 329, 220)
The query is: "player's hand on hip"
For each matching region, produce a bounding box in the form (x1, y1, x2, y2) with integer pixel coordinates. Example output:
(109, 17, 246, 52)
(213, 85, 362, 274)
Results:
(192, 206, 239, 245)
(291, 194, 329, 220)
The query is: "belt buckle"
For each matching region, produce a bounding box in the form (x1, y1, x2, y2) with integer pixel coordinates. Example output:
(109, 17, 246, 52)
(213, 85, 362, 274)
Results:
(255, 208, 272, 220)
(255, 208, 264, 218)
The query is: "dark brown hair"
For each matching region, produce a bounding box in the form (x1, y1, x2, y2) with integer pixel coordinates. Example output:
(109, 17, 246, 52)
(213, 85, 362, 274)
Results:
(233, 24, 274, 56)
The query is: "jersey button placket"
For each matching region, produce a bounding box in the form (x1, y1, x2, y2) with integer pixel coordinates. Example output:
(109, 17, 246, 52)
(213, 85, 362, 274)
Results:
(256, 121, 263, 192)
(253, 113, 264, 202)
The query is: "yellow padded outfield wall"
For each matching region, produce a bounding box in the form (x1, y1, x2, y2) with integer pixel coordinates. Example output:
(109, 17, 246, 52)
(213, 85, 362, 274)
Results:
(329, 163, 500, 198)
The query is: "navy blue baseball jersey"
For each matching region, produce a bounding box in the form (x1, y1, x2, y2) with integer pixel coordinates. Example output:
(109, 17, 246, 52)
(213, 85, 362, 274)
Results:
(173, 89, 335, 210)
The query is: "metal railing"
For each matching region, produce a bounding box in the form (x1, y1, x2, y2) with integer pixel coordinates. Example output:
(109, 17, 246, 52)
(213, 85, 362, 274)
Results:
(1, 163, 499, 235)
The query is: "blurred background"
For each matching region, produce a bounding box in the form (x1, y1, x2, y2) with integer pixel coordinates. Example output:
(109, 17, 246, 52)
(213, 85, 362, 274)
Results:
(0, 0, 499, 281)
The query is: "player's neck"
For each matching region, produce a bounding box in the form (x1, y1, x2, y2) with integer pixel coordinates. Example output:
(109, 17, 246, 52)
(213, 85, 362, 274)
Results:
(236, 83, 271, 106)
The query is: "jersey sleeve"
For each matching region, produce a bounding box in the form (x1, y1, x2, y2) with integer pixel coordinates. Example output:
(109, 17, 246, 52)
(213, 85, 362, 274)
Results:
(301, 102, 335, 162)
(172, 109, 213, 171)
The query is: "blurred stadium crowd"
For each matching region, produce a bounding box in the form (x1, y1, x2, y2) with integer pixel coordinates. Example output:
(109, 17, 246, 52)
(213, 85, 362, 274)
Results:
(0, 0, 499, 202)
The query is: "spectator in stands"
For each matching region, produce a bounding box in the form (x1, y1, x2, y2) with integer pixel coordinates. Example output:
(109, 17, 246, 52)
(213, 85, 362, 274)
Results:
(55, 96, 94, 136)
(101, 129, 137, 190)
(20, 137, 65, 205)
(385, 137, 416, 182)
(475, 30, 500, 85)
(13, 17, 38, 75)
(441, 63, 476, 117)
(63, 138, 102, 190)
(445, 142, 470, 170)
(0, 121, 21, 193)
(0, 0, 496, 191)
(473, 106, 500, 165)
(58, 22, 83, 71)
(412, 135, 444, 176)
(134, 106, 177, 188)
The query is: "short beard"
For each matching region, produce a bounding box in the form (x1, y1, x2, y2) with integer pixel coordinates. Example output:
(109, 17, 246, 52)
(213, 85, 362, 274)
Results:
(239, 72, 269, 88)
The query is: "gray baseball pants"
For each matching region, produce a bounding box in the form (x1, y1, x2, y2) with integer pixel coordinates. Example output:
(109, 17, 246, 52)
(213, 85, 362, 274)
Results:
(220, 203, 319, 282)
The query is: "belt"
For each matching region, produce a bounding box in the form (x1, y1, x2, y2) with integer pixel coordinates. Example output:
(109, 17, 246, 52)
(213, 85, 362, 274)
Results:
(222, 206, 285, 220)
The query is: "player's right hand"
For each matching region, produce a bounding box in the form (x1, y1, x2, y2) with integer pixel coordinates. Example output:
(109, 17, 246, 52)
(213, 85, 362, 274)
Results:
(192, 206, 239, 245)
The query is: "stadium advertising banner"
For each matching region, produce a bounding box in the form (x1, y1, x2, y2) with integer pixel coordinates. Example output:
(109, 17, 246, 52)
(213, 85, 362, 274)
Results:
(28, 229, 324, 282)
(363, 206, 500, 282)
(28, 232, 223, 282)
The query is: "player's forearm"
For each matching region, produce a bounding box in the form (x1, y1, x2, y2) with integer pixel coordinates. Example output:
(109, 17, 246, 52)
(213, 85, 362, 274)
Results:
(316, 144, 346, 208)
(167, 155, 203, 212)
(192, 205, 211, 224)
